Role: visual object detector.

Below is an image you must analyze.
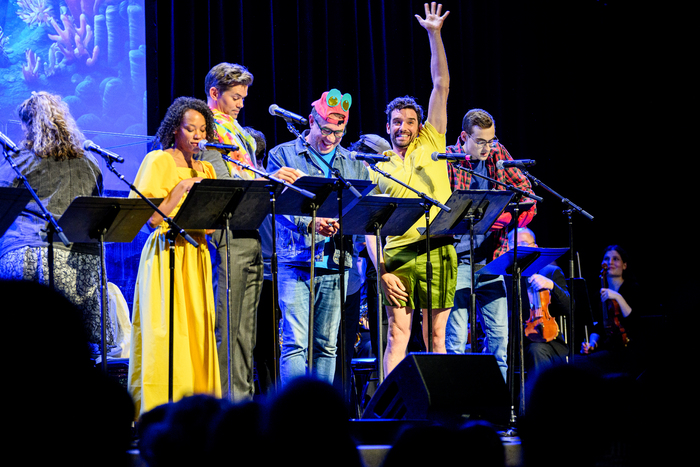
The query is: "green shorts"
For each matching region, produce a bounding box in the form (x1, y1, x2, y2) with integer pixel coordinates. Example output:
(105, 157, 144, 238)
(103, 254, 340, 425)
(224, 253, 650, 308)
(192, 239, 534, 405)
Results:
(383, 239, 457, 309)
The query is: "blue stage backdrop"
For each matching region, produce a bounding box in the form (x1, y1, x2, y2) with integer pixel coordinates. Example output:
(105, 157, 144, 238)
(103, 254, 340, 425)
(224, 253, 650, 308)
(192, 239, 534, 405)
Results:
(0, 0, 148, 191)
(1, 0, 148, 309)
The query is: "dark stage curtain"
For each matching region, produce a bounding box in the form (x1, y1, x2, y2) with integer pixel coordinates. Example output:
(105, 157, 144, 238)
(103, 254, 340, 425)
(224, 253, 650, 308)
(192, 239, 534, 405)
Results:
(145, 0, 616, 154)
(144, 1, 676, 317)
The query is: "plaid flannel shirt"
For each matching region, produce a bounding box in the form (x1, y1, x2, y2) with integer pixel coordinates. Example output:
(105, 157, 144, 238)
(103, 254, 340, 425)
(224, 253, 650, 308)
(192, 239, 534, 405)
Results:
(446, 135, 537, 259)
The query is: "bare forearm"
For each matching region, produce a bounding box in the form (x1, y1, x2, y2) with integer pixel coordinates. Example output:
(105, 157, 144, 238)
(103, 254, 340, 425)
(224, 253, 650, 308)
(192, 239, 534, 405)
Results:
(365, 235, 382, 273)
(425, 21, 449, 132)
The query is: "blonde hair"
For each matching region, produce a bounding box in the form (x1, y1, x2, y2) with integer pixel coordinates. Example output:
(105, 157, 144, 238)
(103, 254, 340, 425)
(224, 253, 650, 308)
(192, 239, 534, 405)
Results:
(204, 62, 254, 95)
(18, 91, 85, 161)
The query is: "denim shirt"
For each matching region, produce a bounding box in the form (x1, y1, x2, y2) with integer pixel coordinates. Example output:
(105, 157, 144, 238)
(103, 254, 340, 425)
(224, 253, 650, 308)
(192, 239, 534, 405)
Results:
(265, 133, 370, 266)
(0, 150, 103, 258)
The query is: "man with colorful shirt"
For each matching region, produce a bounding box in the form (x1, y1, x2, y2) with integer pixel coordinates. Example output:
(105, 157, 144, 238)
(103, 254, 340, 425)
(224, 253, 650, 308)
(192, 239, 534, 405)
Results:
(266, 88, 369, 385)
(366, 3, 456, 376)
(201, 62, 299, 400)
(444, 108, 537, 381)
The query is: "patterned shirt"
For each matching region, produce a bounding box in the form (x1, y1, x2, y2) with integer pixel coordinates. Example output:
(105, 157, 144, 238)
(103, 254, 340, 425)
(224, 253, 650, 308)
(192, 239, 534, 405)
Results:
(446, 135, 537, 259)
(211, 108, 257, 180)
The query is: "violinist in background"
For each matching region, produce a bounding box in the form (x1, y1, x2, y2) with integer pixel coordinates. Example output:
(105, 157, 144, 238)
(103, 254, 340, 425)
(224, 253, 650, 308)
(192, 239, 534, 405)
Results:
(581, 245, 638, 355)
(506, 228, 570, 377)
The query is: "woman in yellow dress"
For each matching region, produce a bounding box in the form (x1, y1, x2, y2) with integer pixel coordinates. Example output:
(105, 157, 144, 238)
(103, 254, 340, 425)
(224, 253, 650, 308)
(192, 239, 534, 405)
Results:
(128, 97, 221, 416)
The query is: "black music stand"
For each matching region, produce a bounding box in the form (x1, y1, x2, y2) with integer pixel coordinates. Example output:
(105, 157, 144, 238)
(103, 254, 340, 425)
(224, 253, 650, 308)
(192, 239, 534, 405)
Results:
(274, 176, 372, 382)
(314, 180, 375, 218)
(275, 176, 335, 380)
(175, 178, 279, 400)
(479, 245, 569, 415)
(0, 187, 32, 237)
(340, 195, 425, 386)
(479, 246, 570, 277)
(422, 189, 514, 356)
(58, 196, 163, 372)
(153, 183, 244, 402)
(173, 179, 278, 230)
(316, 178, 374, 402)
(424, 189, 514, 235)
(366, 163, 452, 353)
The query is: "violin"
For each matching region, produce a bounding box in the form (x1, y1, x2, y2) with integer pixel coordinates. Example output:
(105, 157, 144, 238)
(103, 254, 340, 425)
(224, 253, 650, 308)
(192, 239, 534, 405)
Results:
(524, 286, 559, 343)
(600, 263, 629, 347)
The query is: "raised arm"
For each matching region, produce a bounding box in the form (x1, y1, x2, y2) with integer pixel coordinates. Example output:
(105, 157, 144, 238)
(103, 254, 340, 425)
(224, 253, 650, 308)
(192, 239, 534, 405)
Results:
(416, 2, 450, 134)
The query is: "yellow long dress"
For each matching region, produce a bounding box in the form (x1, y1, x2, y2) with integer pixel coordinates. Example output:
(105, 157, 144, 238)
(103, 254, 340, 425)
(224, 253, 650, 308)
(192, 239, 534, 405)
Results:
(127, 150, 221, 417)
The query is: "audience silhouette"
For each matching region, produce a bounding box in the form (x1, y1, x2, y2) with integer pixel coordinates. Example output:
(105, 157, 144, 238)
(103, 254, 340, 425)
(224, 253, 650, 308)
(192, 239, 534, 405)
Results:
(4, 276, 685, 466)
(3, 280, 134, 466)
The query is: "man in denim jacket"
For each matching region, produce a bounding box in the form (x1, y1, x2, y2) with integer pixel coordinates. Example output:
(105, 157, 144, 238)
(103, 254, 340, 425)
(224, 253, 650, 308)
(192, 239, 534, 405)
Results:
(266, 89, 370, 384)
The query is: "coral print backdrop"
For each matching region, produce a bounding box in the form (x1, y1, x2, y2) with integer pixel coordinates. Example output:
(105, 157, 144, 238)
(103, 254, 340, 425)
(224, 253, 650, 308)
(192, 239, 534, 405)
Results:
(1, 0, 148, 191)
(1, 0, 148, 306)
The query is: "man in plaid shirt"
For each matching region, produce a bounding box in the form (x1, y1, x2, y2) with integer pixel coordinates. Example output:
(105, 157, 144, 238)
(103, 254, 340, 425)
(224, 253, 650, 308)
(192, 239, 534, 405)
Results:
(444, 108, 537, 381)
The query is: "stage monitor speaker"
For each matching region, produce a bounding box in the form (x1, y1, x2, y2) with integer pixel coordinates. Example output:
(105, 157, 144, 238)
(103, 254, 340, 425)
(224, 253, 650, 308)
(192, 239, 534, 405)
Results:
(361, 353, 510, 425)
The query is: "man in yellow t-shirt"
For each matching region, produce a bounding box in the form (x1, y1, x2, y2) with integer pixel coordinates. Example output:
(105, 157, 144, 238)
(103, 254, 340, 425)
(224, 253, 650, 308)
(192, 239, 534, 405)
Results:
(366, 3, 457, 376)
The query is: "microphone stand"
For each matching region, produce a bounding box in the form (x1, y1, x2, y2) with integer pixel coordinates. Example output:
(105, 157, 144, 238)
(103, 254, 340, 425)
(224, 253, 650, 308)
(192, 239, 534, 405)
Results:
(218, 153, 315, 393)
(519, 170, 593, 364)
(99, 149, 197, 402)
(450, 162, 543, 421)
(283, 122, 362, 399)
(365, 163, 451, 352)
(2, 145, 71, 291)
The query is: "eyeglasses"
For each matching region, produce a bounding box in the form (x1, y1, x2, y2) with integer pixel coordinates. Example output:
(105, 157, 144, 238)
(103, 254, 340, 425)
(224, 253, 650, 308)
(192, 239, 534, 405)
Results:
(315, 120, 346, 138)
(468, 133, 499, 148)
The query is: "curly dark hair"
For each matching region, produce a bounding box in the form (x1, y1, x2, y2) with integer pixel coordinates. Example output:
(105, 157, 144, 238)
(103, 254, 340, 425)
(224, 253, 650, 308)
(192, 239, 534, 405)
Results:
(385, 95, 424, 124)
(153, 97, 218, 149)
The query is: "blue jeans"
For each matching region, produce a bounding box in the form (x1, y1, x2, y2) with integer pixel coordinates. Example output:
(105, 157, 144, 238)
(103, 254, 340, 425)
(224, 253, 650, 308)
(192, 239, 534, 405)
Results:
(445, 262, 508, 381)
(277, 265, 346, 385)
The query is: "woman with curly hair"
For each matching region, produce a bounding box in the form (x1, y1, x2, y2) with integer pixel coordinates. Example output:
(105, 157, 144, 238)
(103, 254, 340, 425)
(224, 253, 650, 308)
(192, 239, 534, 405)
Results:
(128, 97, 222, 416)
(0, 91, 112, 354)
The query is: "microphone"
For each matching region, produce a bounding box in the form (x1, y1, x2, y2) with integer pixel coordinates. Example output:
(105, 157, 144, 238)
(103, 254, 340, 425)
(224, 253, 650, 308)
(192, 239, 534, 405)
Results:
(268, 104, 308, 126)
(83, 140, 124, 163)
(0, 131, 20, 154)
(349, 151, 390, 163)
(198, 140, 239, 152)
(430, 152, 471, 162)
(496, 159, 536, 170)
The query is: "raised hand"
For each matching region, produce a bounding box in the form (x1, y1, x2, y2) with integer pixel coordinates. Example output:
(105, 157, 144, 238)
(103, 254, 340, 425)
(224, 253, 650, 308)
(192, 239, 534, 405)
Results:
(415, 2, 450, 32)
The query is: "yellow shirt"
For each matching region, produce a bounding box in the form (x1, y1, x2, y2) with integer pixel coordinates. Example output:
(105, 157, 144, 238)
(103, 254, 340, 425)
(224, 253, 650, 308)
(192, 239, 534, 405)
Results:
(370, 121, 449, 250)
